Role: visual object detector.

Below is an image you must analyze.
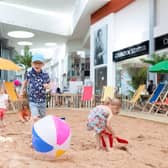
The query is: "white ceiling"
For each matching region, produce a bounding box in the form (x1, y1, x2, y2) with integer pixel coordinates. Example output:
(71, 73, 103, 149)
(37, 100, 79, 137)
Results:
(3, 0, 77, 14)
(0, 22, 67, 50)
(0, 0, 110, 52)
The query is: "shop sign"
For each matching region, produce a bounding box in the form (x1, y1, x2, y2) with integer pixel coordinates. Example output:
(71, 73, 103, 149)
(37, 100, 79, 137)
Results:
(113, 33, 168, 62)
(155, 33, 168, 50)
(113, 41, 149, 62)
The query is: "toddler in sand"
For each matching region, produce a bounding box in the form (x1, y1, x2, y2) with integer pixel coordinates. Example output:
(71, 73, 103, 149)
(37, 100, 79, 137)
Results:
(19, 102, 31, 123)
(87, 97, 121, 151)
(0, 84, 8, 128)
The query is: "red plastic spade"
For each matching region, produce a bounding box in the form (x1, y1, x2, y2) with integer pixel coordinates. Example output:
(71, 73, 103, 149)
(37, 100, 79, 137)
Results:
(115, 137, 128, 144)
(100, 131, 128, 148)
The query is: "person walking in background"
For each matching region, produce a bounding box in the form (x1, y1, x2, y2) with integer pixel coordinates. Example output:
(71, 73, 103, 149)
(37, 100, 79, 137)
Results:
(147, 80, 155, 95)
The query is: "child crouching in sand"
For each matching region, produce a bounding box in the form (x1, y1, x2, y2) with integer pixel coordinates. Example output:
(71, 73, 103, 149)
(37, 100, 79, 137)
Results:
(87, 97, 121, 151)
(19, 102, 31, 123)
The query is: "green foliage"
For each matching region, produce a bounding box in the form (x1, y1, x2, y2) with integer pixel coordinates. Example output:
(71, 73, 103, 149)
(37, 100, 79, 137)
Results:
(13, 46, 32, 70)
(141, 53, 168, 65)
(127, 67, 147, 90)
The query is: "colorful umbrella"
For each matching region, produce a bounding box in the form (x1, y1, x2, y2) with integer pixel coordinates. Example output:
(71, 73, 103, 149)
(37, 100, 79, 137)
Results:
(0, 57, 21, 71)
(149, 60, 168, 73)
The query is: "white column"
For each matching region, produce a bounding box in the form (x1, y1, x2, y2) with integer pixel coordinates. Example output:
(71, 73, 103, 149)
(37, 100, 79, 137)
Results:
(149, 0, 157, 84)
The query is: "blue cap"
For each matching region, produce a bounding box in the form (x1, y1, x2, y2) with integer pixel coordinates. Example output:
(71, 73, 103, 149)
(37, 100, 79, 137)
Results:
(32, 53, 45, 63)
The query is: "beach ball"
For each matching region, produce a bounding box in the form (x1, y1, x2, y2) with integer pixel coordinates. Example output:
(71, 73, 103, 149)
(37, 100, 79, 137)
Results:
(32, 115, 71, 157)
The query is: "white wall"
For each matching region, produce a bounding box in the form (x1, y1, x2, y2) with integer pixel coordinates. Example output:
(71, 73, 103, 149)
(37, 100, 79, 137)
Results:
(114, 0, 168, 50)
(155, 0, 168, 36)
(52, 44, 67, 88)
(114, 0, 149, 51)
(90, 0, 151, 91)
(72, 0, 88, 31)
(67, 40, 83, 52)
(90, 0, 168, 92)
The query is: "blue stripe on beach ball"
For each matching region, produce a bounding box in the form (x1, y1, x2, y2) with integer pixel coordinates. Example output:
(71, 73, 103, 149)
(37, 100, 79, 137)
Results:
(32, 127, 54, 152)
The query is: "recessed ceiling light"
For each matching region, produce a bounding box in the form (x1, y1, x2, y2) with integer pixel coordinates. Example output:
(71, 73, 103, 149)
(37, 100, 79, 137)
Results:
(17, 41, 32, 46)
(45, 42, 57, 47)
(8, 31, 34, 38)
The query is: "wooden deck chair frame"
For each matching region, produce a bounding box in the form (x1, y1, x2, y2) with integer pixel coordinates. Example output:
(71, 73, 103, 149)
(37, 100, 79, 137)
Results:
(142, 83, 165, 112)
(123, 84, 145, 111)
(101, 86, 114, 103)
(4, 81, 21, 112)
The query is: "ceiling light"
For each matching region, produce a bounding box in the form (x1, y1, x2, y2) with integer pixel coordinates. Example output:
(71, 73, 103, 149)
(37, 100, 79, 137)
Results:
(17, 41, 32, 46)
(45, 42, 57, 47)
(8, 31, 34, 38)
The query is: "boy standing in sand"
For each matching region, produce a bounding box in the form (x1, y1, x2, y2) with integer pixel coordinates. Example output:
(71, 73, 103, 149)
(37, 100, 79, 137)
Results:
(87, 97, 121, 151)
(19, 53, 50, 125)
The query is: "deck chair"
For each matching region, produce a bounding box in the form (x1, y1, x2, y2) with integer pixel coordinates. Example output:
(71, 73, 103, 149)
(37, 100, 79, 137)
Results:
(101, 86, 114, 103)
(162, 97, 168, 116)
(4, 81, 22, 112)
(143, 83, 165, 112)
(153, 97, 168, 116)
(149, 84, 168, 115)
(80, 86, 93, 108)
(123, 84, 145, 111)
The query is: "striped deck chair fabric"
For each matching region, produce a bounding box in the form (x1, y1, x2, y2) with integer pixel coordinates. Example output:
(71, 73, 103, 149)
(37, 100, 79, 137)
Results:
(163, 98, 168, 116)
(143, 83, 165, 112)
(101, 86, 114, 102)
(155, 97, 168, 116)
(4, 81, 21, 112)
(149, 83, 165, 103)
(123, 84, 145, 111)
(149, 84, 168, 114)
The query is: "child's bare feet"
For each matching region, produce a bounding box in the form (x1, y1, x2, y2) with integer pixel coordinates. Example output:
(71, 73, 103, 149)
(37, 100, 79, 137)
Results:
(105, 147, 110, 152)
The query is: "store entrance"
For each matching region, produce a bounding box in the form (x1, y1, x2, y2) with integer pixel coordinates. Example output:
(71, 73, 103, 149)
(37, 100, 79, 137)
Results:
(115, 56, 147, 99)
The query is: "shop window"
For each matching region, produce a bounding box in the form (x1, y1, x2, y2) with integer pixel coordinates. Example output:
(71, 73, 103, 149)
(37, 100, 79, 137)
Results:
(68, 52, 90, 82)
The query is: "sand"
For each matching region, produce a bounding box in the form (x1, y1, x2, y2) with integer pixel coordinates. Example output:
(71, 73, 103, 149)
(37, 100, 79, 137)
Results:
(0, 108, 168, 168)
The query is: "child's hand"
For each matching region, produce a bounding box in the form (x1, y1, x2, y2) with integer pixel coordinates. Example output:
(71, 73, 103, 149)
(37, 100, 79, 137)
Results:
(43, 83, 50, 89)
(19, 92, 25, 99)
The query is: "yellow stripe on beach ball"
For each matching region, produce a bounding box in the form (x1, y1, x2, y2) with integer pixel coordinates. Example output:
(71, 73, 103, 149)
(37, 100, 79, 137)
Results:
(56, 149, 66, 157)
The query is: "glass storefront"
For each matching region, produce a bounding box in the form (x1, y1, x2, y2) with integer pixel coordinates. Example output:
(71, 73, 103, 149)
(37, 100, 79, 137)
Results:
(115, 56, 147, 99)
